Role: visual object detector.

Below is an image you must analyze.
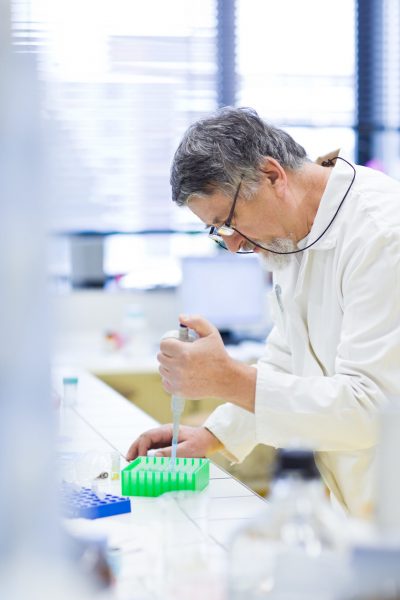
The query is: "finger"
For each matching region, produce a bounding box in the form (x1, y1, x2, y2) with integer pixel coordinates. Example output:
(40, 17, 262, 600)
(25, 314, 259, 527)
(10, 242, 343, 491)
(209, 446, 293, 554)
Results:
(161, 377, 173, 394)
(137, 435, 154, 457)
(126, 439, 139, 461)
(157, 351, 175, 367)
(128, 426, 173, 460)
(158, 365, 170, 378)
(179, 314, 218, 338)
(159, 338, 181, 356)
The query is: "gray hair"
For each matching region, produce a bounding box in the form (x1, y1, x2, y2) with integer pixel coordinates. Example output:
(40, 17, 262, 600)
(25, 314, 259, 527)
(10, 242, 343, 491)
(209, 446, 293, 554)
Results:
(170, 106, 309, 206)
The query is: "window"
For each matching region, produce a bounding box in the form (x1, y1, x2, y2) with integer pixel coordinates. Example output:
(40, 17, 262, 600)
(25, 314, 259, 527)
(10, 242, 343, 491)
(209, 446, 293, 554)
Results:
(357, 0, 400, 177)
(14, 1, 360, 288)
(236, 0, 356, 160)
(12, 0, 217, 233)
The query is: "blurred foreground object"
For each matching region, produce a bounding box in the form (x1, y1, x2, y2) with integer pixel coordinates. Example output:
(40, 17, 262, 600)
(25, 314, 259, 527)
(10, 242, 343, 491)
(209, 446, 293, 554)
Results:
(228, 449, 348, 599)
(0, 4, 111, 598)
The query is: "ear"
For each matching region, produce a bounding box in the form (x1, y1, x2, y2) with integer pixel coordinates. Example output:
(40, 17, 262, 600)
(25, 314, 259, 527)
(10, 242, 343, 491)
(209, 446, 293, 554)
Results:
(259, 157, 287, 189)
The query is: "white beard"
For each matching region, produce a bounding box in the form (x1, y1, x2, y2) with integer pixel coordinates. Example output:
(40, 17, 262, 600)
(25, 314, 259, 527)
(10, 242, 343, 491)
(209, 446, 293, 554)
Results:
(256, 238, 297, 272)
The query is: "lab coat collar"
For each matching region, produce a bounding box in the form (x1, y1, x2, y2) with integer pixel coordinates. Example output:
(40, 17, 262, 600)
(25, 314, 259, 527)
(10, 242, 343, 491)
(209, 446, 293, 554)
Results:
(301, 151, 356, 252)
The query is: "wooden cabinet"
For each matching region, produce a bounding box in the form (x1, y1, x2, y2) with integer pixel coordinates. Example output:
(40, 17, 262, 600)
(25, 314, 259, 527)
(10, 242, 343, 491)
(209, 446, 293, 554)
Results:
(95, 371, 225, 426)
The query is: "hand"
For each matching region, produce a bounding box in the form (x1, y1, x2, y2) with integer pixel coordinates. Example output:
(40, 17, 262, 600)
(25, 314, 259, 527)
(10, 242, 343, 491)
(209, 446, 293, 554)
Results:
(126, 424, 223, 461)
(157, 314, 232, 399)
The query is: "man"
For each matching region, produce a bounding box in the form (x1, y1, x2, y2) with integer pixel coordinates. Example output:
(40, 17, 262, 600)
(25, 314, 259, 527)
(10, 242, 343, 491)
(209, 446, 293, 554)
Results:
(127, 107, 400, 517)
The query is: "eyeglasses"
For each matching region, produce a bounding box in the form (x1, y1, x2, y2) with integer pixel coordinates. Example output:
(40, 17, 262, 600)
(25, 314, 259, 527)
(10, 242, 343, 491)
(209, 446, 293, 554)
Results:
(208, 177, 254, 254)
(208, 156, 357, 257)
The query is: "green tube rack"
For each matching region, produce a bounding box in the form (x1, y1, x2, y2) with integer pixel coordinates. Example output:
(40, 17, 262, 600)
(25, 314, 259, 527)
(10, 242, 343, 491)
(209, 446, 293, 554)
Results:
(121, 456, 210, 497)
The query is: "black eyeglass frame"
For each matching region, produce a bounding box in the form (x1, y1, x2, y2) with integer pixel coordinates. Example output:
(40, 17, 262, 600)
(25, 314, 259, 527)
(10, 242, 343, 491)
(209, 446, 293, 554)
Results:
(208, 176, 254, 254)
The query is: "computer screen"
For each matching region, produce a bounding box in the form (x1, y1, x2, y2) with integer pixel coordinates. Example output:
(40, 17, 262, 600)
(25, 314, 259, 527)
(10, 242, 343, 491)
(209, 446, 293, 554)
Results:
(179, 254, 268, 334)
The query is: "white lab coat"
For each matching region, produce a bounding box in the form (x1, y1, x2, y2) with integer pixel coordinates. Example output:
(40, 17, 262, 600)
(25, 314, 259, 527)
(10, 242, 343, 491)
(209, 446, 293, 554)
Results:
(204, 157, 400, 517)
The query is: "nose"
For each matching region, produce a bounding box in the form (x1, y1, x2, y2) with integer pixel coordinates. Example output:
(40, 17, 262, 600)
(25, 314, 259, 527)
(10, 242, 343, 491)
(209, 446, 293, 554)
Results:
(222, 231, 243, 253)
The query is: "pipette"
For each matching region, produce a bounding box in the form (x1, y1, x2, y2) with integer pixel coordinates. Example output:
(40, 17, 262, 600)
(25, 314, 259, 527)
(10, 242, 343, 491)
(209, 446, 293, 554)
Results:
(170, 324, 190, 471)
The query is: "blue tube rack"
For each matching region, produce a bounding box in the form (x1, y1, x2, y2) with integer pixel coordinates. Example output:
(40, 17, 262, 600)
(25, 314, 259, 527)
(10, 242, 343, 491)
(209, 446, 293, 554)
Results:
(61, 483, 131, 519)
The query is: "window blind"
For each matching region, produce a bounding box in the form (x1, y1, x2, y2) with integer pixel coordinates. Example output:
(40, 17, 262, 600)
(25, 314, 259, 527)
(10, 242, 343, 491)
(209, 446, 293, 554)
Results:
(236, 0, 356, 160)
(357, 0, 400, 177)
(11, 0, 217, 233)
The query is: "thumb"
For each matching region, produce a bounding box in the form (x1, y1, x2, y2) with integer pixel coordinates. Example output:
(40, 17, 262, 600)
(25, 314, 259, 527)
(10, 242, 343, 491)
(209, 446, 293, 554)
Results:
(154, 448, 170, 457)
(154, 445, 180, 458)
(179, 314, 218, 338)
(155, 443, 205, 459)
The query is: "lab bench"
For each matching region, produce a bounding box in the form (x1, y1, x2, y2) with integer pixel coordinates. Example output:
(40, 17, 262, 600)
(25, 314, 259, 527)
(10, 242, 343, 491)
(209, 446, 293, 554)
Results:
(55, 368, 267, 600)
(54, 334, 275, 495)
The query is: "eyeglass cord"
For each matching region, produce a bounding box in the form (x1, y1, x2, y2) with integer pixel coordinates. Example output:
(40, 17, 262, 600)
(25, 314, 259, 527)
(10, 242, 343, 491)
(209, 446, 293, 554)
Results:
(228, 156, 356, 255)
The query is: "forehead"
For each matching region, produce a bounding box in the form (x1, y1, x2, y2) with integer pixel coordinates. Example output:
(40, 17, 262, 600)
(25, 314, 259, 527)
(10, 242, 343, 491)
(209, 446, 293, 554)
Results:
(187, 192, 232, 226)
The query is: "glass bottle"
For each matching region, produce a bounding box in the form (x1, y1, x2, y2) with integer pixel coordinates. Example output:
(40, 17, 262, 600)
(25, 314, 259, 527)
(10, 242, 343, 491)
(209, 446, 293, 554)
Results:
(228, 448, 348, 600)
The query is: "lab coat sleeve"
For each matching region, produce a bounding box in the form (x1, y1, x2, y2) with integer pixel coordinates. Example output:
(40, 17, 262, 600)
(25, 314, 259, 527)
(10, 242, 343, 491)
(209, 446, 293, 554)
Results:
(255, 228, 400, 452)
(203, 401, 257, 463)
(203, 324, 294, 462)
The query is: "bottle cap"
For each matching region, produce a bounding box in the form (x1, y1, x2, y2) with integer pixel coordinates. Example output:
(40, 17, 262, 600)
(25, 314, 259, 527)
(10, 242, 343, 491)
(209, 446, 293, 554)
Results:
(63, 377, 78, 385)
(273, 448, 319, 480)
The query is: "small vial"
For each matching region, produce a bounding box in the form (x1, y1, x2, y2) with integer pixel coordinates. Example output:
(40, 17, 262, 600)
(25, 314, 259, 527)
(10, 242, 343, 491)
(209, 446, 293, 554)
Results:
(110, 451, 120, 481)
(63, 376, 78, 407)
(91, 480, 106, 500)
(107, 546, 122, 578)
(59, 377, 78, 442)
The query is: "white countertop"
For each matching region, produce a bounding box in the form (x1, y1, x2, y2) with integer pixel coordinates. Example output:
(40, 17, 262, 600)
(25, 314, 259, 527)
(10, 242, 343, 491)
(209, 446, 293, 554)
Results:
(54, 368, 267, 600)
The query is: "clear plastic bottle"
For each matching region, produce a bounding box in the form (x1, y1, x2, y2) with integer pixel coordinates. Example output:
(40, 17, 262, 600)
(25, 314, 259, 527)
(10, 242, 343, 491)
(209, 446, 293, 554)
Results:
(59, 376, 78, 443)
(122, 303, 148, 356)
(228, 449, 348, 600)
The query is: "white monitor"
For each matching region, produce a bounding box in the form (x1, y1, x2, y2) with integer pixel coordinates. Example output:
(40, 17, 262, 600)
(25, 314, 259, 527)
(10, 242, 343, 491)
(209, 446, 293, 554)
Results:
(179, 254, 267, 335)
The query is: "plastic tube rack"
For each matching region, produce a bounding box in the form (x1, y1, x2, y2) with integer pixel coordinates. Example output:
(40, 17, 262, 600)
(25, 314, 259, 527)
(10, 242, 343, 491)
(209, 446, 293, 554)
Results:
(121, 456, 210, 497)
